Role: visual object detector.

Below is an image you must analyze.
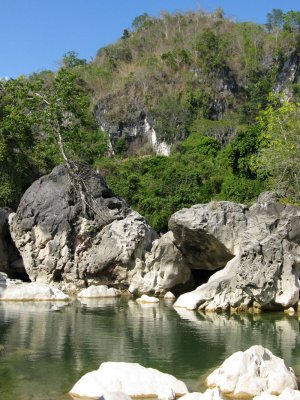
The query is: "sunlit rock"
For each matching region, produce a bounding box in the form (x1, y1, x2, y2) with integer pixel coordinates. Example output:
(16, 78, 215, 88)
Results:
(164, 291, 176, 300)
(10, 163, 156, 289)
(98, 392, 132, 400)
(0, 282, 69, 301)
(173, 193, 300, 311)
(69, 362, 188, 399)
(254, 388, 300, 400)
(206, 345, 297, 398)
(136, 294, 159, 303)
(77, 285, 120, 298)
(180, 388, 223, 400)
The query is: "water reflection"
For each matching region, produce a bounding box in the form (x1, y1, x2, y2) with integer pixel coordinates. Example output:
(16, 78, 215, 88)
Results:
(0, 300, 300, 400)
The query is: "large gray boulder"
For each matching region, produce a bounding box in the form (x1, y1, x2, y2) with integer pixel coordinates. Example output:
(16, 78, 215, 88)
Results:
(169, 201, 247, 270)
(174, 193, 300, 311)
(10, 163, 156, 290)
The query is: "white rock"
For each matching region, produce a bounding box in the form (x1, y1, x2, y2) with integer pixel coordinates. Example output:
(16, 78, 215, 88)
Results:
(77, 285, 120, 298)
(180, 388, 223, 400)
(136, 295, 159, 304)
(206, 345, 297, 398)
(284, 307, 295, 315)
(253, 395, 279, 400)
(180, 393, 204, 400)
(69, 362, 188, 399)
(99, 391, 132, 400)
(0, 282, 69, 301)
(173, 288, 204, 310)
(164, 292, 176, 300)
(280, 388, 300, 400)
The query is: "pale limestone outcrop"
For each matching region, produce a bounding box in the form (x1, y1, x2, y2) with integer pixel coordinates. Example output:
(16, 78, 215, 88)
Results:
(206, 345, 297, 398)
(174, 193, 300, 311)
(0, 279, 69, 301)
(69, 362, 188, 399)
(128, 231, 191, 295)
(136, 294, 159, 304)
(77, 285, 120, 298)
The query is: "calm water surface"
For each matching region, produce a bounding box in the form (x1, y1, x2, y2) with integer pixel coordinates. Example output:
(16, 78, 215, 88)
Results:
(0, 298, 300, 400)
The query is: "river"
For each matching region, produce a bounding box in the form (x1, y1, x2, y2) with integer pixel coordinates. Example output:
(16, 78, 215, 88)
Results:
(0, 298, 300, 399)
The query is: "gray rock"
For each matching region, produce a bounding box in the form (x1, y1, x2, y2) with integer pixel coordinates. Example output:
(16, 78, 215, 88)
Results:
(174, 193, 300, 311)
(128, 231, 191, 294)
(169, 202, 247, 270)
(10, 163, 156, 289)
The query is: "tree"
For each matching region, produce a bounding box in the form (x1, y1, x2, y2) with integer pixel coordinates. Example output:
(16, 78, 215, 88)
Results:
(266, 9, 284, 32)
(283, 11, 300, 32)
(257, 95, 300, 203)
(132, 13, 151, 31)
(61, 51, 87, 69)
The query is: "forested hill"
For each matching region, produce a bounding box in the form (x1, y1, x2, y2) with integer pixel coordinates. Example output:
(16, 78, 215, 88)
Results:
(1, 8, 300, 231)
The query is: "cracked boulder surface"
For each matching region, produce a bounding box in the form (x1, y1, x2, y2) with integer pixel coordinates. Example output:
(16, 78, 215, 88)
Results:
(172, 192, 300, 311)
(10, 163, 157, 291)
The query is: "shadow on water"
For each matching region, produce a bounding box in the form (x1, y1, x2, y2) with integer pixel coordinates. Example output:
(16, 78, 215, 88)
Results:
(0, 299, 300, 399)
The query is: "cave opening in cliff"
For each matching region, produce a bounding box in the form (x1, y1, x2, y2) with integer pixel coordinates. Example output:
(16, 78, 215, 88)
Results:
(191, 268, 221, 287)
(12, 266, 31, 282)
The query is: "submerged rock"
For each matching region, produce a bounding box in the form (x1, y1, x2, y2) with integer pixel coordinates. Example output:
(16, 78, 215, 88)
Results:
(69, 361, 188, 399)
(10, 163, 156, 290)
(206, 345, 297, 398)
(174, 193, 300, 311)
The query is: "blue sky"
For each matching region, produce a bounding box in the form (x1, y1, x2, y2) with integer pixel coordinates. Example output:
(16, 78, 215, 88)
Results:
(1, 0, 299, 78)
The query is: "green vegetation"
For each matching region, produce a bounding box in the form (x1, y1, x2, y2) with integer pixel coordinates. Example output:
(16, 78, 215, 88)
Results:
(1, 9, 300, 231)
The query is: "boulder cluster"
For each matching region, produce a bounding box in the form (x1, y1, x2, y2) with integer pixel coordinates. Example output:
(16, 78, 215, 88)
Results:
(69, 346, 300, 400)
(1, 164, 300, 312)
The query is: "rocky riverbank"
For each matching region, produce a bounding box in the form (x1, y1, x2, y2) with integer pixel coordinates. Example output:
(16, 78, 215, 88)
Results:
(1, 164, 300, 313)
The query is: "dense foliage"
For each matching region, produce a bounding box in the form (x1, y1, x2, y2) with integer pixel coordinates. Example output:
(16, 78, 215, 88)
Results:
(1, 8, 300, 232)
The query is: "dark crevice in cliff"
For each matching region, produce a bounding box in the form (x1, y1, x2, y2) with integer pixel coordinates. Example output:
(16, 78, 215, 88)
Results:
(191, 268, 221, 287)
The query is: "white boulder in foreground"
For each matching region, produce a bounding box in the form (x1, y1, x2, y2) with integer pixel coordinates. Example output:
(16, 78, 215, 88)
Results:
(254, 388, 300, 400)
(180, 388, 223, 400)
(136, 294, 159, 304)
(206, 345, 297, 398)
(0, 282, 69, 301)
(69, 362, 188, 399)
(77, 285, 120, 298)
(98, 392, 132, 400)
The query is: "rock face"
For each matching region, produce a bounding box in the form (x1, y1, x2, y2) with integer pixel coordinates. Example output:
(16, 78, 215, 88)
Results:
(206, 345, 297, 398)
(95, 102, 171, 156)
(129, 231, 191, 294)
(69, 362, 188, 399)
(174, 193, 300, 311)
(10, 163, 156, 290)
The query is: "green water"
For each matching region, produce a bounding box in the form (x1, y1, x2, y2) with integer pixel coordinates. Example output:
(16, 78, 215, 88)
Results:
(0, 298, 300, 400)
